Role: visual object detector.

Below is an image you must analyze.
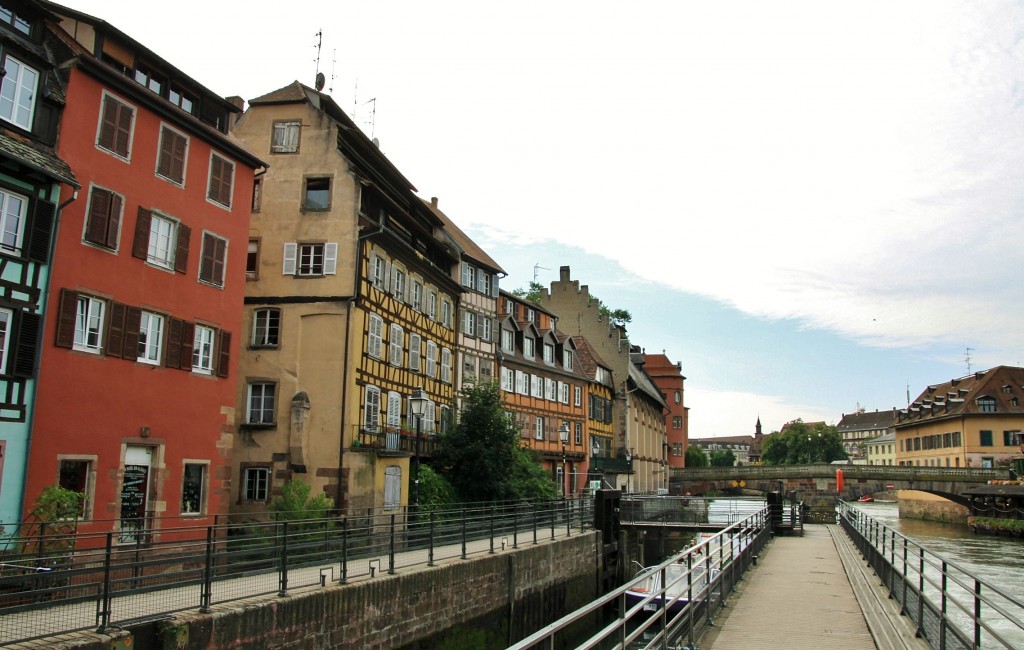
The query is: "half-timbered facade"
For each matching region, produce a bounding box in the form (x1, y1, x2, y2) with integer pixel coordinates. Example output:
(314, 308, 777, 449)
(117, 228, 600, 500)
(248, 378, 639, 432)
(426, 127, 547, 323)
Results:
(24, 4, 263, 538)
(0, 0, 78, 527)
(231, 82, 459, 514)
(572, 335, 615, 491)
(498, 291, 588, 495)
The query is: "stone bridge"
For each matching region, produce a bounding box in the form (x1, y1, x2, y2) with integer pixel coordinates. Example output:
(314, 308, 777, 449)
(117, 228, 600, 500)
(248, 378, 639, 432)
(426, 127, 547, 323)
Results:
(669, 464, 1005, 511)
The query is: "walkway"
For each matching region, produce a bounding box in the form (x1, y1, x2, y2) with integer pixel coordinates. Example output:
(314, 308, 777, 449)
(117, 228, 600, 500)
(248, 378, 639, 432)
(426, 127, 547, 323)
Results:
(702, 525, 928, 650)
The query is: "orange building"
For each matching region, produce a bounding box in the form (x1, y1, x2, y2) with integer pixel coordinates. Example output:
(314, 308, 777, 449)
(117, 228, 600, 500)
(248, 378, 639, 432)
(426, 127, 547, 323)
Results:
(642, 352, 688, 469)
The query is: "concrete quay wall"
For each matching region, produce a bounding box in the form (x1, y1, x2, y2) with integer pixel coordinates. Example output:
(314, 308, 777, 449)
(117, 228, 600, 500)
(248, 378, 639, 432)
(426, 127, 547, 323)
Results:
(44, 533, 600, 650)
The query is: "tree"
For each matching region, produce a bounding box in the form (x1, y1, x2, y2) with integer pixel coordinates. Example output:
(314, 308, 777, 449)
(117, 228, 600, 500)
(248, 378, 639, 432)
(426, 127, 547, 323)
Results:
(685, 445, 709, 468)
(434, 382, 557, 502)
(710, 449, 736, 467)
(269, 479, 333, 522)
(417, 465, 458, 511)
(510, 281, 543, 304)
(761, 420, 847, 465)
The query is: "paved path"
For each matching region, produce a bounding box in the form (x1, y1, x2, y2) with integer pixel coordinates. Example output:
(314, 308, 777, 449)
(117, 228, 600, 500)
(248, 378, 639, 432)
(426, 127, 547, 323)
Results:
(702, 525, 926, 650)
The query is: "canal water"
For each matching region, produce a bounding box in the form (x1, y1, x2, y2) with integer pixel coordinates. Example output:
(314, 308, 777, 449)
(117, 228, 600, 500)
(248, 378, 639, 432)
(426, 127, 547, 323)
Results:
(851, 500, 1024, 648)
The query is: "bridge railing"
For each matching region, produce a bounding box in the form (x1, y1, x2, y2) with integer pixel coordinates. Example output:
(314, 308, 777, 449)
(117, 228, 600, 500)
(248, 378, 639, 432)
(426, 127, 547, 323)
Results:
(0, 498, 592, 646)
(839, 502, 1024, 649)
(672, 463, 1005, 482)
(507, 505, 773, 650)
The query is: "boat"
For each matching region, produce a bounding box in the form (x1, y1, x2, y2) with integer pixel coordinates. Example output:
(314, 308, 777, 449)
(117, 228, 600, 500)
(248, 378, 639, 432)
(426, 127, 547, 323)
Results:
(858, 495, 875, 503)
(625, 562, 709, 615)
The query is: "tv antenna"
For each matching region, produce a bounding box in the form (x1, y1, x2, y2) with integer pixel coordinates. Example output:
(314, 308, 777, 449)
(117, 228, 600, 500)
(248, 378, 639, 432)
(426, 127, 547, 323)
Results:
(533, 263, 550, 284)
(964, 347, 974, 375)
(314, 30, 323, 82)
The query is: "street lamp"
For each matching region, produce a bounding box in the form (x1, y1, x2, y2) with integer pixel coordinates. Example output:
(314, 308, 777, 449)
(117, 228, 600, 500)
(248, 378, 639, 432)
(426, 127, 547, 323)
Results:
(559, 423, 570, 497)
(409, 386, 428, 509)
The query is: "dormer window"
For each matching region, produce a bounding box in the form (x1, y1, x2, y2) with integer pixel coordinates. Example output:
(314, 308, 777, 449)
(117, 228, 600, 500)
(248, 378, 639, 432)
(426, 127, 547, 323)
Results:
(523, 336, 535, 358)
(0, 55, 38, 130)
(977, 397, 996, 413)
(134, 64, 165, 95)
(543, 343, 554, 364)
(0, 6, 31, 36)
(563, 350, 573, 370)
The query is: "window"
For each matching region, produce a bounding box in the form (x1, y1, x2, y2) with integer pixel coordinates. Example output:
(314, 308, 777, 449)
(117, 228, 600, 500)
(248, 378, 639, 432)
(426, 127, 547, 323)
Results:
(303, 177, 330, 210)
(516, 370, 528, 395)
(391, 266, 406, 301)
(363, 385, 380, 432)
(523, 337, 535, 358)
(1005, 431, 1021, 446)
(137, 312, 163, 364)
(411, 279, 423, 311)
(271, 120, 300, 153)
(674, 391, 682, 405)
(502, 329, 514, 353)
(501, 368, 515, 391)
(168, 84, 195, 114)
(980, 430, 993, 446)
(207, 153, 234, 208)
(133, 64, 164, 94)
(543, 343, 554, 364)
(181, 463, 206, 514)
(0, 6, 32, 35)
(242, 466, 270, 501)
(559, 382, 569, 404)
(383, 466, 401, 511)
(427, 290, 437, 320)
(97, 93, 134, 159)
(481, 317, 492, 341)
(199, 232, 227, 287)
(246, 239, 260, 280)
(977, 397, 996, 413)
(0, 55, 37, 130)
(252, 308, 280, 347)
(440, 405, 452, 435)
(531, 375, 542, 398)
(147, 213, 177, 269)
(84, 186, 122, 250)
(283, 242, 338, 276)
(673, 416, 683, 429)
(440, 298, 452, 328)
(545, 378, 556, 401)
(425, 341, 437, 378)
(409, 333, 421, 372)
(156, 125, 188, 185)
(535, 416, 544, 440)
(0, 188, 26, 255)
(462, 311, 476, 336)
(482, 272, 492, 296)
(58, 458, 93, 518)
(134, 209, 189, 272)
(574, 386, 582, 407)
(192, 325, 214, 374)
(389, 324, 403, 366)
(368, 314, 383, 358)
(246, 382, 276, 425)
(575, 422, 583, 445)
(563, 350, 573, 370)
(74, 295, 105, 353)
(461, 263, 476, 289)
(441, 348, 452, 383)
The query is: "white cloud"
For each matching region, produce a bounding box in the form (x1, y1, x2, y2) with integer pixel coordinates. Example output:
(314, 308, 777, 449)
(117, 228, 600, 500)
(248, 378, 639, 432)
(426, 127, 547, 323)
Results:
(685, 387, 837, 438)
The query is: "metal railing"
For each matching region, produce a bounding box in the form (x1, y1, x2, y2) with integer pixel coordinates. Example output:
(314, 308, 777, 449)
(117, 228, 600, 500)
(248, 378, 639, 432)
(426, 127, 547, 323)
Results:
(0, 498, 592, 645)
(507, 505, 772, 649)
(839, 502, 1024, 649)
(674, 464, 1003, 482)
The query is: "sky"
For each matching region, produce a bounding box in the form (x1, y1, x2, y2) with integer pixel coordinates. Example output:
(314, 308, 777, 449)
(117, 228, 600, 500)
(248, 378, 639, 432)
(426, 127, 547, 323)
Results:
(63, 0, 1024, 437)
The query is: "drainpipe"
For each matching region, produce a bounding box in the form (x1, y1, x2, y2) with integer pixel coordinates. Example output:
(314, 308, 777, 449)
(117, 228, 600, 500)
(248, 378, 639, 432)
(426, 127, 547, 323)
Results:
(19, 184, 79, 516)
(335, 193, 386, 511)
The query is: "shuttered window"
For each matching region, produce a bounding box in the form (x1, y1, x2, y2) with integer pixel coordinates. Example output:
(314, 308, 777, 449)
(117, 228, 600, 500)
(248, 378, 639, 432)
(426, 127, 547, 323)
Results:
(207, 154, 234, 207)
(84, 187, 122, 250)
(156, 125, 187, 185)
(199, 232, 227, 287)
(97, 93, 134, 158)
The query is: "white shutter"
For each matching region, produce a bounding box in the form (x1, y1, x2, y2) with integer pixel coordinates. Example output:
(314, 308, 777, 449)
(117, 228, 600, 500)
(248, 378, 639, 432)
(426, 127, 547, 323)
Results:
(387, 391, 401, 427)
(283, 242, 297, 275)
(364, 386, 380, 432)
(324, 243, 338, 275)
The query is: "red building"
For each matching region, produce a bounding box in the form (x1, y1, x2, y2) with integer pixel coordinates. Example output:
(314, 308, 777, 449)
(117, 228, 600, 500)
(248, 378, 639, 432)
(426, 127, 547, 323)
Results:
(642, 352, 688, 469)
(22, 6, 264, 539)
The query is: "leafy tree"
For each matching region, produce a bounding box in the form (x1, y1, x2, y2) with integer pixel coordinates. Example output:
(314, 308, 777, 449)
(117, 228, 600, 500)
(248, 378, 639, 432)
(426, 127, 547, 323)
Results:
(417, 465, 459, 511)
(685, 445, 709, 468)
(761, 420, 847, 465)
(710, 449, 736, 467)
(269, 479, 333, 522)
(434, 382, 557, 502)
(510, 281, 544, 304)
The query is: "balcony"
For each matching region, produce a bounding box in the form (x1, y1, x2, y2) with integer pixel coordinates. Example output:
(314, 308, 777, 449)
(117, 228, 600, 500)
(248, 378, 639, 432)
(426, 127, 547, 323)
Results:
(352, 425, 438, 458)
(589, 457, 632, 473)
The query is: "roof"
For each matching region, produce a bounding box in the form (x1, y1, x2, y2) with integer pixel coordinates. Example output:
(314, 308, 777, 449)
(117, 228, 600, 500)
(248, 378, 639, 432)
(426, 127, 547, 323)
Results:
(690, 435, 753, 447)
(898, 366, 1024, 426)
(421, 197, 504, 275)
(864, 431, 895, 445)
(571, 335, 613, 384)
(837, 410, 896, 433)
(629, 361, 667, 409)
(0, 130, 77, 187)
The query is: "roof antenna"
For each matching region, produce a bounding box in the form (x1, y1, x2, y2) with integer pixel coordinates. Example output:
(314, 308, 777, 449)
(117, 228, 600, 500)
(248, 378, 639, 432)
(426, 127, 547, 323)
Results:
(329, 48, 337, 95)
(314, 30, 323, 85)
(964, 347, 974, 375)
(533, 263, 550, 284)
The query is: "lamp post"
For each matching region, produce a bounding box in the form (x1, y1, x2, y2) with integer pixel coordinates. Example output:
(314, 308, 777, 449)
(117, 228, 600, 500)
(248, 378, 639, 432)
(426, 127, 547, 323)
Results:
(409, 386, 427, 509)
(559, 423, 570, 497)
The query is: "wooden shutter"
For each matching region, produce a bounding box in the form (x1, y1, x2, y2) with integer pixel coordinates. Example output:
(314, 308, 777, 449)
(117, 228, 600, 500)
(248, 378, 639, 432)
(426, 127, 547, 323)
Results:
(98, 96, 118, 151)
(105, 301, 126, 358)
(84, 188, 112, 247)
(121, 306, 141, 360)
(54, 288, 78, 349)
(26, 199, 56, 263)
(99, 96, 132, 157)
(113, 100, 132, 156)
(282, 242, 297, 275)
(216, 329, 231, 378)
(165, 318, 183, 369)
(323, 242, 338, 275)
(11, 310, 40, 378)
(157, 128, 186, 183)
(179, 321, 195, 370)
(174, 224, 190, 274)
(201, 233, 226, 285)
(132, 207, 152, 260)
(208, 155, 232, 206)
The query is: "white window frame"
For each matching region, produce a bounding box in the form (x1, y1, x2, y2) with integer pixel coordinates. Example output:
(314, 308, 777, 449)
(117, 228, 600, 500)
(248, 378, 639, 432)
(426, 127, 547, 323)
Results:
(137, 312, 164, 364)
(0, 55, 38, 130)
(559, 381, 569, 404)
(147, 213, 177, 269)
(371, 253, 387, 289)
(461, 262, 476, 289)
(271, 120, 301, 153)
(481, 318, 492, 342)
(563, 350, 574, 370)
(545, 378, 556, 401)
(251, 308, 280, 347)
(501, 367, 515, 392)
(531, 374, 542, 399)
(192, 324, 215, 374)
(391, 264, 406, 301)
(441, 297, 452, 328)
(368, 314, 383, 359)
(502, 329, 514, 353)
(411, 278, 423, 311)
(535, 416, 544, 441)
(574, 385, 582, 407)
(523, 337, 535, 359)
(74, 296, 105, 354)
(243, 466, 270, 501)
(246, 382, 276, 425)
(462, 310, 476, 337)
(427, 290, 437, 320)
(0, 188, 27, 255)
(543, 343, 554, 364)
(389, 323, 403, 366)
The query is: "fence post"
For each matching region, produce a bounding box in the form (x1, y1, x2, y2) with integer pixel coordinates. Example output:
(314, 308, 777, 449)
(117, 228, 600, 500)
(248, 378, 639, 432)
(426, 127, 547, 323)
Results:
(974, 579, 982, 648)
(200, 525, 214, 613)
(566, 499, 571, 537)
(461, 508, 468, 560)
(916, 547, 925, 638)
(428, 511, 436, 566)
(388, 514, 396, 575)
(513, 503, 519, 549)
(940, 560, 947, 650)
(278, 521, 289, 597)
(340, 517, 349, 585)
(550, 500, 556, 540)
(532, 502, 538, 545)
(96, 532, 113, 633)
(489, 504, 496, 554)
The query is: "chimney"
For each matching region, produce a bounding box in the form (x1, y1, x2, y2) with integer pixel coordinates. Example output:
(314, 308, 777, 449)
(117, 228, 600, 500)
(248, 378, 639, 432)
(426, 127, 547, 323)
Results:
(431, 197, 438, 208)
(560, 266, 571, 282)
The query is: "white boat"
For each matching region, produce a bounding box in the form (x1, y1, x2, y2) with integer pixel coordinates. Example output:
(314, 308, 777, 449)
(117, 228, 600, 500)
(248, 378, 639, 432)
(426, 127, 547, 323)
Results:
(625, 562, 708, 615)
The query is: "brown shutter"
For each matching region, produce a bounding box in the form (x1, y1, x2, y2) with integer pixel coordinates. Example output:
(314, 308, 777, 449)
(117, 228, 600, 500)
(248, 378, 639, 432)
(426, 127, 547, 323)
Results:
(98, 96, 118, 151)
(216, 329, 231, 378)
(84, 188, 112, 246)
(121, 306, 141, 360)
(114, 101, 132, 156)
(170, 132, 186, 182)
(175, 224, 190, 274)
(106, 194, 123, 249)
(11, 310, 41, 378)
(54, 288, 78, 349)
(105, 301, 126, 358)
(180, 321, 195, 370)
(156, 128, 172, 178)
(199, 233, 213, 282)
(132, 207, 152, 260)
(26, 200, 56, 263)
(165, 317, 183, 369)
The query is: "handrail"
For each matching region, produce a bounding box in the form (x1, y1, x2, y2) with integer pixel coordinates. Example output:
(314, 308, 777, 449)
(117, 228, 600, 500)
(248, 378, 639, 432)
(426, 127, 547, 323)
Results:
(839, 501, 1024, 649)
(673, 464, 1003, 481)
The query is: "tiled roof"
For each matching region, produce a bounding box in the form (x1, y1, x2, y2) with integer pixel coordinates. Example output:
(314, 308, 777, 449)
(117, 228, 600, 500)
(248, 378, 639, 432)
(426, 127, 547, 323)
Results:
(571, 335, 612, 382)
(836, 410, 896, 433)
(247, 81, 308, 105)
(0, 130, 77, 187)
(899, 365, 1024, 425)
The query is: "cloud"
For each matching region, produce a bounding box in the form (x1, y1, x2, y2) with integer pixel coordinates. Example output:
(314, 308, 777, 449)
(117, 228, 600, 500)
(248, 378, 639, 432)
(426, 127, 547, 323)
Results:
(685, 387, 838, 438)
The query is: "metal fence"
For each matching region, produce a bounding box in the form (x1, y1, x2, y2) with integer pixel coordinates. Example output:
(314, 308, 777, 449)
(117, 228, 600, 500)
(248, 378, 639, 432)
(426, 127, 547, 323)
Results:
(0, 498, 592, 645)
(507, 504, 772, 650)
(839, 502, 1024, 649)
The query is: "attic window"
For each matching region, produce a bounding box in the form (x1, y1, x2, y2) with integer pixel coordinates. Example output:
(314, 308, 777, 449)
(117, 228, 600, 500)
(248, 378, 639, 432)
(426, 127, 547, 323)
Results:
(1003, 385, 1013, 394)
(977, 397, 996, 413)
(0, 6, 31, 36)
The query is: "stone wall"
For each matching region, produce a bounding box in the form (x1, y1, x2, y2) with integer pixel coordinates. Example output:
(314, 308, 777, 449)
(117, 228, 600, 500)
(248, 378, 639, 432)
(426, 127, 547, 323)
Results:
(898, 490, 969, 524)
(53, 533, 600, 650)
